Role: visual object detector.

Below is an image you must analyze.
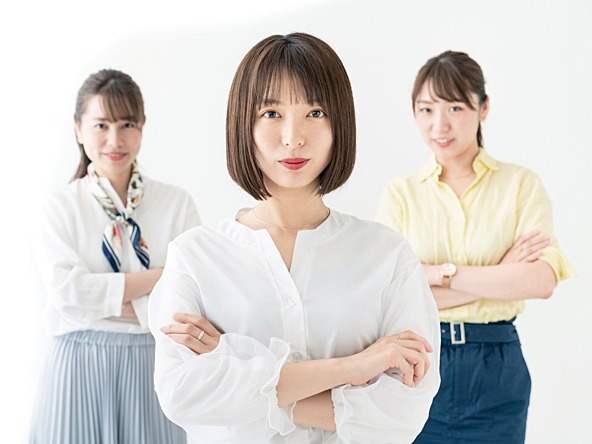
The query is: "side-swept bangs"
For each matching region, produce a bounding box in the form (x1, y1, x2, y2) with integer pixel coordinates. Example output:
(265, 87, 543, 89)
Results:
(412, 51, 487, 111)
(226, 33, 356, 200)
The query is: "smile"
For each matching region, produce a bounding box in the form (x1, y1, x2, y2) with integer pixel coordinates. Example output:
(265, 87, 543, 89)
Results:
(103, 152, 128, 160)
(433, 138, 454, 148)
(279, 158, 309, 170)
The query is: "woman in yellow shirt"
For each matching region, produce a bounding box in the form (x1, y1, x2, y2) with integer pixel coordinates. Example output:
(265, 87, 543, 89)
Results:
(376, 51, 575, 443)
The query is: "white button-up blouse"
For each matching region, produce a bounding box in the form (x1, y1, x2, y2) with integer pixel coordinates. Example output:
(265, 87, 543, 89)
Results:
(149, 209, 440, 444)
(34, 175, 200, 335)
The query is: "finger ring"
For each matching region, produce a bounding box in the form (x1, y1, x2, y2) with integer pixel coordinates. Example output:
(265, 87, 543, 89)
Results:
(394, 333, 401, 340)
(197, 330, 205, 341)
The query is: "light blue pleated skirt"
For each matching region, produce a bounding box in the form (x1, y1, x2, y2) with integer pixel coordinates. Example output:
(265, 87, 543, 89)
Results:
(29, 330, 186, 444)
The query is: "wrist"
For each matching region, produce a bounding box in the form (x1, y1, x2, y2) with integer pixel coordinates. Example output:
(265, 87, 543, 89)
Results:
(335, 355, 356, 386)
(439, 263, 457, 288)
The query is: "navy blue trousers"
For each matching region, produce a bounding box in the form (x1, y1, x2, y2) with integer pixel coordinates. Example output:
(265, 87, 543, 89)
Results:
(414, 321, 531, 444)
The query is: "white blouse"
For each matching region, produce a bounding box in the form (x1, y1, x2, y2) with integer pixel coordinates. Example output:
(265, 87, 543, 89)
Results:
(35, 175, 200, 336)
(149, 209, 440, 444)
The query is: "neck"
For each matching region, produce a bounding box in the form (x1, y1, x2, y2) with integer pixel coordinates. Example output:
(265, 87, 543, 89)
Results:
(102, 171, 132, 204)
(254, 193, 329, 230)
(438, 145, 480, 178)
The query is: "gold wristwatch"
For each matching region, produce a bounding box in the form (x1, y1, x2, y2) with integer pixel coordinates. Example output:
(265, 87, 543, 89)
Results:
(440, 263, 457, 288)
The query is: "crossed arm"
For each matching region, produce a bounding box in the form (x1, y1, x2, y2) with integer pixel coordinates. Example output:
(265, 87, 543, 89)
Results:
(161, 314, 433, 431)
(424, 231, 557, 310)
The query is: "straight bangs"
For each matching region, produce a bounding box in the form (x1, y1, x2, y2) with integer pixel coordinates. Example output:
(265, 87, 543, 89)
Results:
(254, 47, 332, 110)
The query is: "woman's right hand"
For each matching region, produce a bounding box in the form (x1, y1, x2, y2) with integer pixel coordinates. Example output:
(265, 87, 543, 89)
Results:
(499, 230, 549, 264)
(160, 313, 223, 355)
(342, 330, 433, 388)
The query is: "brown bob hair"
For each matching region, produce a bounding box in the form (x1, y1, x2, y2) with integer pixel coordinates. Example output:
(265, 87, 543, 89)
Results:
(226, 32, 356, 200)
(72, 69, 146, 180)
(412, 51, 488, 148)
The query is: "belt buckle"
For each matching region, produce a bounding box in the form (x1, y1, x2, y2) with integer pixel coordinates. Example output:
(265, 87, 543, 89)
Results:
(450, 322, 466, 345)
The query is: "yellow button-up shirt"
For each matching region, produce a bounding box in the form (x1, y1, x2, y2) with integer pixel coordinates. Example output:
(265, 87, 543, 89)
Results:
(376, 150, 576, 323)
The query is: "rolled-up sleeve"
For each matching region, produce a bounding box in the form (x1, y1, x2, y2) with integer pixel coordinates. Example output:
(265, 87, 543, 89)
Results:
(148, 242, 295, 436)
(515, 172, 576, 282)
(332, 242, 441, 443)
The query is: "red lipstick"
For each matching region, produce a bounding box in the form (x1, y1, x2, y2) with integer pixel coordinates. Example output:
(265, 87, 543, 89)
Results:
(279, 158, 309, 170)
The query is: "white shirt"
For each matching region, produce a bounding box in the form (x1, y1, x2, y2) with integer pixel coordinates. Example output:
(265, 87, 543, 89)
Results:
(35, 175, 200, 336)
(149, 209, 440, 444)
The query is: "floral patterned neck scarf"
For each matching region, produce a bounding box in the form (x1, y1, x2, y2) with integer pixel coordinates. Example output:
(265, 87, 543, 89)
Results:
(86, 162, 149, 272)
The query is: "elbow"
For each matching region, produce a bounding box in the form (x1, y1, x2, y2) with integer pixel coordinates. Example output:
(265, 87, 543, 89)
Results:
(536, 272, 557, 300)
(538, 283, 555, 300)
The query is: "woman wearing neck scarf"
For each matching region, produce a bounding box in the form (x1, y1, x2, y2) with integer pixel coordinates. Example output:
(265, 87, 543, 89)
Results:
(29, 69, 200, 444)
(376, 51, 576, 443)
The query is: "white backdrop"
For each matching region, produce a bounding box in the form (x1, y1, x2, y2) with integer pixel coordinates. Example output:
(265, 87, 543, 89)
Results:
(2, 0, 590, 442)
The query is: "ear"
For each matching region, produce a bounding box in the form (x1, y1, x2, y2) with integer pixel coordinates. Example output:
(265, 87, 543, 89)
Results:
(74, 118, 83, 145)
(479, 96, 490, 122)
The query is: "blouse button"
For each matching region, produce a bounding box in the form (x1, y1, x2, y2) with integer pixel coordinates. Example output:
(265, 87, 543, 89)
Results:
(288, 298, 296, 306)
(291, 352, 303, 361)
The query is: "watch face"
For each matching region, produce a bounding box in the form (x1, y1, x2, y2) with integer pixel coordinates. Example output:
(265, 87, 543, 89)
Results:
(441, 263, 457, 276)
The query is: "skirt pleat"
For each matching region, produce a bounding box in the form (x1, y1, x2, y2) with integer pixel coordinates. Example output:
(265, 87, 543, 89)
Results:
(29, 330, 186, 444)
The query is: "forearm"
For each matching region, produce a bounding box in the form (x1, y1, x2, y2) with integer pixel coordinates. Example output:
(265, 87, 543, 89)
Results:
(123, 268, 163, 303)
(430, 286, 479, 309)
(424, 261, 556, 300)
(293, 390, 336, 431)
(277, 359, 345, 407)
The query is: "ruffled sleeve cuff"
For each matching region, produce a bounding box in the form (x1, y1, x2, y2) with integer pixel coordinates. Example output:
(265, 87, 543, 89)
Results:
(260, 337, 296, 436)
(331, 383, 355, 443)
(177, 333, 295, 435)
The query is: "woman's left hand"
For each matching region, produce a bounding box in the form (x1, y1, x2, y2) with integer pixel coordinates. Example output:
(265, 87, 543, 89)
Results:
(161, 313, 222, 355)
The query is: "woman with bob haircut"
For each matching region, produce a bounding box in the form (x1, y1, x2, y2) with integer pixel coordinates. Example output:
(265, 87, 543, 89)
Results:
(149, 33, 441, 443)
(376, 51, 576, 443)
(30, 69, 199, 443)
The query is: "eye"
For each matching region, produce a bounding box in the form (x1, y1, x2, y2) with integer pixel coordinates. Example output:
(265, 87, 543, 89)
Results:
(308, 109, 326, 118)
(94, 123, 107, 129)
(416, 107, 431, 114)
(122, 122, 136, 129)
(449, 106, 462, 112)
(262, 110, 280, 118)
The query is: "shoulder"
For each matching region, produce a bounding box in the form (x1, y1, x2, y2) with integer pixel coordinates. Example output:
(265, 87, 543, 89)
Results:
(335, 212, 413, 254)
(142, 176, 197, 207)
(39, 179, 88, 214)
(490, 157, 544, 188)
(379, 163, 432, 205)
(170, 218, 234, 250)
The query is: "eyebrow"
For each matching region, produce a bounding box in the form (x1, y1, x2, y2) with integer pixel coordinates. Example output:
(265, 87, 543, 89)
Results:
(261, 98, 283, 106)
(91, 116, 136, 122)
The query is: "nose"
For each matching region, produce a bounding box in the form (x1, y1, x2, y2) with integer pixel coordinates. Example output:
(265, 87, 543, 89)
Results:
(432, 110, 450, 133)
(282, 118, 304, 148)
(107, 128, 123, 147)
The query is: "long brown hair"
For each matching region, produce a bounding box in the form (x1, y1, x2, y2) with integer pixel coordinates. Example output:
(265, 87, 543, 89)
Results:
(72, 69, 145, 180)
(412, 51, 487, 147)
(226, 32, 356, 200)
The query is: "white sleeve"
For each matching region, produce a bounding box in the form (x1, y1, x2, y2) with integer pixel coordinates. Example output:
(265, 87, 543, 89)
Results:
(34, 192, 125, 324)
(148, 241, 295, 436)
(332, 242, 441, 444)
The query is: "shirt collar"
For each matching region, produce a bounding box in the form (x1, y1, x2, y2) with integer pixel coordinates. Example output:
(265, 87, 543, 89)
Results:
(418, 149, 498, 182)
(220, 207, 345, 246)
